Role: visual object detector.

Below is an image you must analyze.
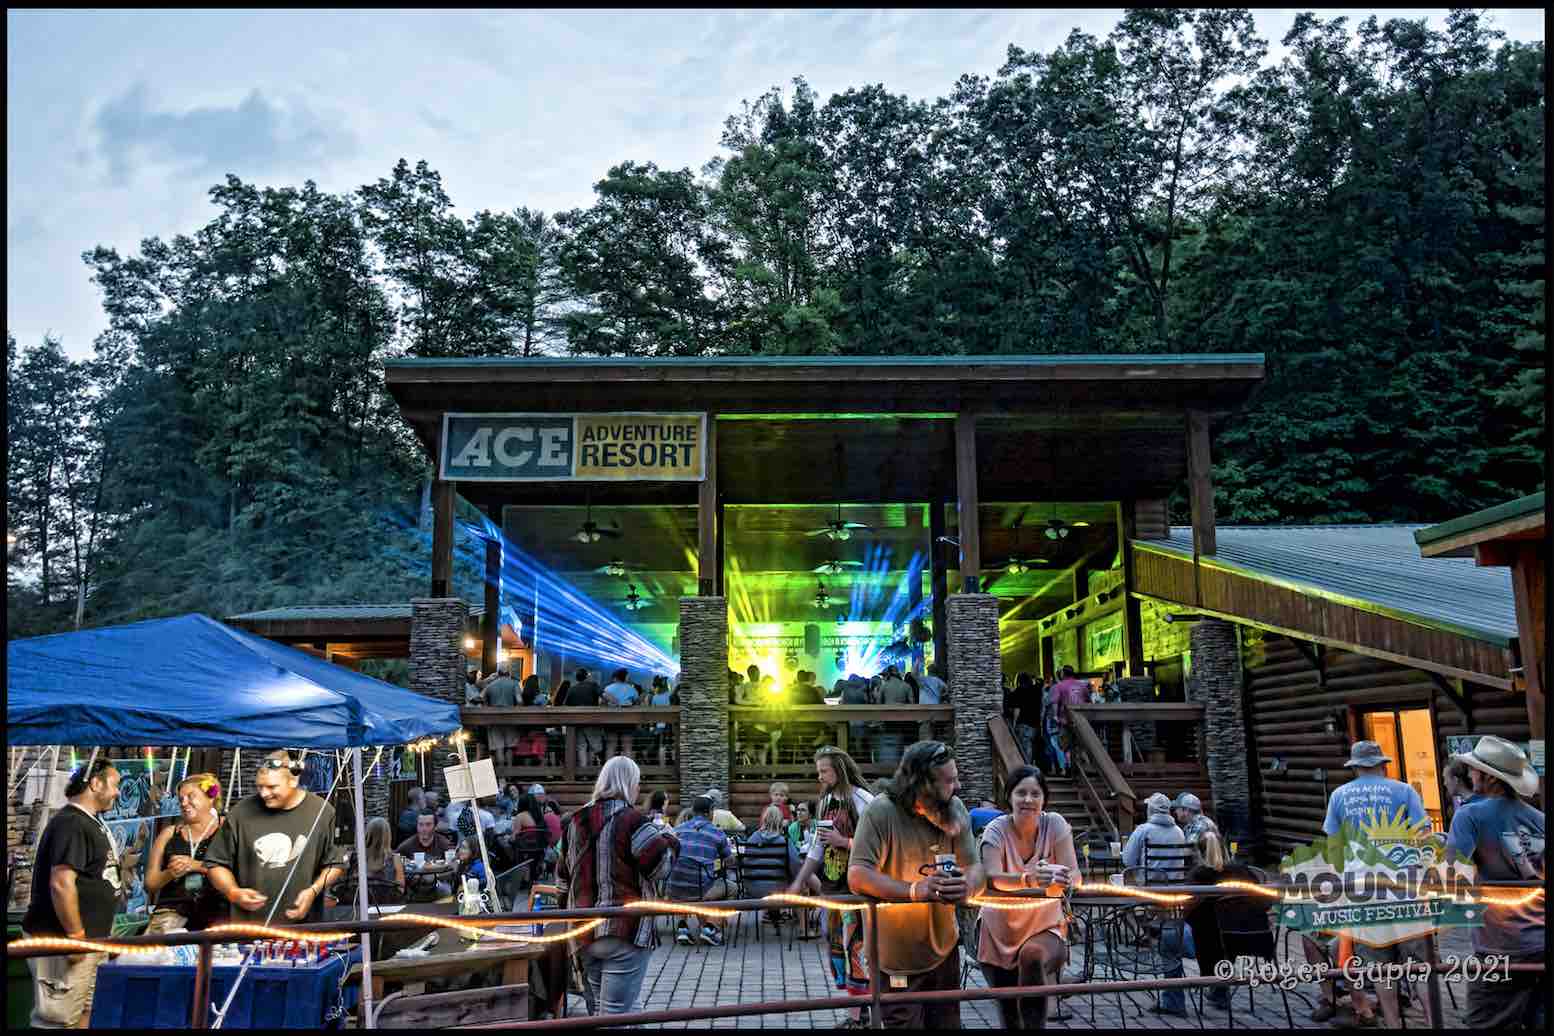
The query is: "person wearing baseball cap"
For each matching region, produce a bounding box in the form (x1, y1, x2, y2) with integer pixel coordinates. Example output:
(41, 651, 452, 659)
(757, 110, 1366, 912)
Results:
(1170, 792, 1216, 842)
(1444, 736, 1545, 1028)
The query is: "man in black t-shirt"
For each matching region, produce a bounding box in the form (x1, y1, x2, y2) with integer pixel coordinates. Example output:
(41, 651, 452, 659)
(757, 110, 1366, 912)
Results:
(22, 758, 122, 1028)
(206, 750, 346, 924)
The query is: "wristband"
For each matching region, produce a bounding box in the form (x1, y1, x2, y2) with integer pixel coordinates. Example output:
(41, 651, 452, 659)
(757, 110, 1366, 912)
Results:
(908, 880, 924, 903)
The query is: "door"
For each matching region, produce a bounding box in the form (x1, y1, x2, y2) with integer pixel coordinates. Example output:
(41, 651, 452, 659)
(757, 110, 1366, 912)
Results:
(1361, 707, 1444, 832)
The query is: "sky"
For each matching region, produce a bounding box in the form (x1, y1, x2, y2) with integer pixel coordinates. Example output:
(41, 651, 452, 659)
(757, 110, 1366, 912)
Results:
(7, 8, 1545, 361)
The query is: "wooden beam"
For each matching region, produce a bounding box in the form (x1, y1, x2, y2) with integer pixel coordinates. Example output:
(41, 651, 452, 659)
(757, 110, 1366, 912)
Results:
(1508, 544, 1546, 733)
(482, 533, 501, 676)
(955, 414, 981, 591)
(1288, 639, 1326, 686)
(1185, 409, 1217, 569)
(698, 415, 718, 596)
(1119, 501, 1146, 677)
(930, 500, 949, 670)
(431, 479, 455, 598)
(1427, 671, 1473, 727)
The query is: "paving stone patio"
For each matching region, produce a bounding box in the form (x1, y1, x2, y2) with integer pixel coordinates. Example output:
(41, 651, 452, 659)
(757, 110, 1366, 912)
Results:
(580, 909, 1477, 1029)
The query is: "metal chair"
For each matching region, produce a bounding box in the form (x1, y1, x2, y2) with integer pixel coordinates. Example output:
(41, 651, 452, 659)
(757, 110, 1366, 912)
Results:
(731, 841, 798, 947)
(1213, 894, 1297, 1026)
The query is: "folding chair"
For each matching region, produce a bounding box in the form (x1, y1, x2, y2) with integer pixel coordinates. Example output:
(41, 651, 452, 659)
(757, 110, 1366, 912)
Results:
(1214, 894, 1296, 1026)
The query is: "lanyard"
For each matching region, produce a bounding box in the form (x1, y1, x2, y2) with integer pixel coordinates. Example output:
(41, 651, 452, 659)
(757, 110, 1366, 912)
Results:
(70, 803, 122, 888)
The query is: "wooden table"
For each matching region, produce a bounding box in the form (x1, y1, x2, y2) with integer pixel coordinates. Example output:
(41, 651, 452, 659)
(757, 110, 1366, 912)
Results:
(345, 902, 566, 1020)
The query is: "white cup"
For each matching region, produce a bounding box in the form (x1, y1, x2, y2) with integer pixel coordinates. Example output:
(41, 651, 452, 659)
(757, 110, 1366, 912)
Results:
(445, 849, 457, 864)
(1108, 841, 1121, 857)
(1108, 873, 1125, 887)
(414, 852, 426, 868)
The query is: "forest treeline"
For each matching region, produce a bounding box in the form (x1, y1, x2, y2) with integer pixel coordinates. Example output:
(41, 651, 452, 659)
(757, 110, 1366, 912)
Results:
(7, 9, 1545, 638)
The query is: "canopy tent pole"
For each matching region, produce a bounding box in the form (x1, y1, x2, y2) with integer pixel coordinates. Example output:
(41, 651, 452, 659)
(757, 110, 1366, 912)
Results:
(454, 738, 502, 908)
(225, 749, 240, 811)
(351, 747, 377, 1029)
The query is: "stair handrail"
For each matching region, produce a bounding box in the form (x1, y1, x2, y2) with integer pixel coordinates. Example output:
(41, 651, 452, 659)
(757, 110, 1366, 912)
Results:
(985, 714, 1025, 794)
(1068, 710, 1137, 836)
(1068, 750, 1119, 843)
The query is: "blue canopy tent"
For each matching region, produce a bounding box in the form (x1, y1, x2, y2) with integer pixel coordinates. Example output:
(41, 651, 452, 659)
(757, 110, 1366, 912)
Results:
(6, 612, 459, 747)
(7, 613, 465, 1028)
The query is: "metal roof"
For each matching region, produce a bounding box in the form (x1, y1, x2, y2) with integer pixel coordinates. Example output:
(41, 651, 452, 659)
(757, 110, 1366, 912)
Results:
(1414, 492, 1546, 550)
(228, 603, 484, 622)
(385, 353, 1265, 370)
(1143, 525, 1517, 644)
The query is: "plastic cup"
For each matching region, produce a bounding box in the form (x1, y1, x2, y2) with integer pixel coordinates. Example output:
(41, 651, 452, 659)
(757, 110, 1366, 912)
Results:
(1108, 841, 1121, 857)
(414, 852, 426, 868)
(1109, 873, 1125, 887)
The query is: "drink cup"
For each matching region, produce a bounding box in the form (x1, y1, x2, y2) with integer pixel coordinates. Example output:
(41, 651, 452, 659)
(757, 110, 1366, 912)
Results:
(1230, 841, 1239, 857)
(934, 853, 960, 877)
(414, 852, 426, 868)
(1108, 841, 1121, 857)
(1109, 873, 1125, 887)
(445, 849, 457, 864)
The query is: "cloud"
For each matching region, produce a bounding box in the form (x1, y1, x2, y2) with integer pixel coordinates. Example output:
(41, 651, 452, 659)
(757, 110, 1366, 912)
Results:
(90, 83, 354, 185)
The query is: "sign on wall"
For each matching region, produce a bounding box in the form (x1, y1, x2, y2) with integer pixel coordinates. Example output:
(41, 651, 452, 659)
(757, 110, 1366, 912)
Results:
(440, 413, 707, 482)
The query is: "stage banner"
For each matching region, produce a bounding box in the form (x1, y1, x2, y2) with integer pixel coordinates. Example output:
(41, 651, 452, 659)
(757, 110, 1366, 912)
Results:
(440, 412, 706, 481)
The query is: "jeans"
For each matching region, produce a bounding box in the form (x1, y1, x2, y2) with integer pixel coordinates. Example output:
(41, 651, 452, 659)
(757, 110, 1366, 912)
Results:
(1159, 922, 1196, 1012)
(581, 936, 651, 1015)
(1013, 724, 1038, 765)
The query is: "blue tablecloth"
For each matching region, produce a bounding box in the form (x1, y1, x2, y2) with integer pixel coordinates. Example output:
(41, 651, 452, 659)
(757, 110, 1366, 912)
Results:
(90, 947, 360, 1029)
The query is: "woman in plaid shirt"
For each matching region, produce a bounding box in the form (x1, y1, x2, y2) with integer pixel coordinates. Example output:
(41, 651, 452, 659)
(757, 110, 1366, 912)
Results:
(557, 756, 678, 1015)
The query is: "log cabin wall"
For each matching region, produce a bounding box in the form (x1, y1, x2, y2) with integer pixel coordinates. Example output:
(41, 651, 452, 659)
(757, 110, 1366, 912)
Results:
(1245, 633, 1531, 859)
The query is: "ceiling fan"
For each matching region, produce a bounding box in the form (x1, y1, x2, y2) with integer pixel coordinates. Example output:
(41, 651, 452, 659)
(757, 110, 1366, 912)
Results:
(811, 579, 834, 610)
(805, 504, 871, 542)
(813, 557, 864, 575)
(574, 503, 622, 543)
(623, 583, 650, 612)
(1043, 504, 1091, 541)
(985, 511, 1049, 575)
(595, 558, 642, 577)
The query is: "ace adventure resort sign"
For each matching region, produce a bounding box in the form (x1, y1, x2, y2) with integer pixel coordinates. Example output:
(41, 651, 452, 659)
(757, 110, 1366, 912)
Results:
(440, 413, 707, 481)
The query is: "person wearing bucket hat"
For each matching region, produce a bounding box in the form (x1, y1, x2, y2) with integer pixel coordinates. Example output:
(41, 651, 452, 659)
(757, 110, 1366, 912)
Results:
(1444, 736, 1546, 1028)
(1318, 740, 1431, 1027)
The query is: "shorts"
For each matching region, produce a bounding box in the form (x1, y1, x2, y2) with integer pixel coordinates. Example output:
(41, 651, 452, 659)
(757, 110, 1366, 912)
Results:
(880, 951, 963, 1029)
(26, 946, 106, 1028)
(1353, 934, 1433, 964)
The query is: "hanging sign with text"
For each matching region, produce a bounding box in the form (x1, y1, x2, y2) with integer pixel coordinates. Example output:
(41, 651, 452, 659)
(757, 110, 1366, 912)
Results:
(440, 412, 707, 481)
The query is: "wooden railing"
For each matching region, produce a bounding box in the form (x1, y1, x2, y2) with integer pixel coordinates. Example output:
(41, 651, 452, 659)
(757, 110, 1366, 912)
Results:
(986, 715, 1026, 796)
(460, 706, 678, 782)
(1069, 702, 1208, 766)
(728, 705, 956, 778)
(1067, 710, 1137, 837)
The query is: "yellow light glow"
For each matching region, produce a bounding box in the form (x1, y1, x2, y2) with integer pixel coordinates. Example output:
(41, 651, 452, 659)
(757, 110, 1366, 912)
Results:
(463, 637, 476, 650)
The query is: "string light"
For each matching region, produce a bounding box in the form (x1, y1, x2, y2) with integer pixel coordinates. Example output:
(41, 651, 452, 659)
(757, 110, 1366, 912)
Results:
(1475, 887, 1545, 907)
(623, 899, 739, 921)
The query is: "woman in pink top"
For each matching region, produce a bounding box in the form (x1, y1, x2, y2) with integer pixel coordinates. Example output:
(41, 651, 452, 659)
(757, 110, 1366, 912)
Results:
(977, 765, 1079, 1029)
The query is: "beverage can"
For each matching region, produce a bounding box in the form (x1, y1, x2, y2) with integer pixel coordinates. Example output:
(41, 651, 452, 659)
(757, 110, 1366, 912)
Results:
(934, 853, 959, 876)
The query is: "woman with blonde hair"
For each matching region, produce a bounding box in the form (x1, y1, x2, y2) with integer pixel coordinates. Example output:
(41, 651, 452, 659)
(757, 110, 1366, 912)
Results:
(145, 772, 227, 932)
(1178, 829, 1257, 1013)
(557, 755, 678, 1016)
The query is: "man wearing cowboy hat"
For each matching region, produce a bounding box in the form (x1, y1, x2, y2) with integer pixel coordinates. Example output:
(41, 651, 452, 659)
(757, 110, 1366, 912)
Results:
(1445, 735, 1545, 1029)
(1318, 739, 1432, 1027)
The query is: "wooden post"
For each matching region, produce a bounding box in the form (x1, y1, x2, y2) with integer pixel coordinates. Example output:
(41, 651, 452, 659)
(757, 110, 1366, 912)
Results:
(1185, 410, 1216, 607)
(1186, 411, 1216, 558)
(482, 535, 501, 677)
(1507, 545, 1546, 734)
(954, 415, 980, 592)
(930, 500, 949, 671)
(699, 415, 718, 597)
(431, 479, 455, 598)
(1119, 501, 1147, 678)
(715, 497, 726, 597)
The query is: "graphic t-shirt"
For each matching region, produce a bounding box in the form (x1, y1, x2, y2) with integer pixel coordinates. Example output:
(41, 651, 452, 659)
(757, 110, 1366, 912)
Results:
(23, 804, 120, 937)
(1322, 775, 1427, 838)
(807, 787, 875, 892)
(205, 792, 345, 924)
(849, 795, 977, 975)
(1446, 796, 1546, 956)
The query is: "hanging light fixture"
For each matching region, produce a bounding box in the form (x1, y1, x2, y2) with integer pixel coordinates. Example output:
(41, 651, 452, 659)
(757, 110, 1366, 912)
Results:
(811, 579, 833, 610)
(624, 584, 645, 612)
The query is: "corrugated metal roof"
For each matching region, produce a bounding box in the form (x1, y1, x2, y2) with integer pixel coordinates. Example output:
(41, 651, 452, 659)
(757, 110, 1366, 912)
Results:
(1142, 526, 1517, 645)
(1415, 492, 1546, 549)
(385, 353, 1266, 370)
(229, 603, 483, 622)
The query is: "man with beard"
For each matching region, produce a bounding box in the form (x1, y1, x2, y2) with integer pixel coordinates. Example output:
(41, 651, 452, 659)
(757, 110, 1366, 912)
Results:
(848, 740, 984, 1028)
(205, 750, 346, 924)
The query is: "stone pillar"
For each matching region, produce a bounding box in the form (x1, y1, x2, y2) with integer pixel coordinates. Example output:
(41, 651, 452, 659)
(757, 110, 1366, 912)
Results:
(410, 598, 470, 801)
(947, 594, 1001, 806)
(1117, 676, 1156, 758)
(678, 597, 728, 802)
(1189, 618, 1249, 838)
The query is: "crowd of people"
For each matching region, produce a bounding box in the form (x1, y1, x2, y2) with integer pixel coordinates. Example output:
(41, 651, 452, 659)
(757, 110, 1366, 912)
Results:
(1003, 664, 1114, 777)
(16, 731, 1543, 1030)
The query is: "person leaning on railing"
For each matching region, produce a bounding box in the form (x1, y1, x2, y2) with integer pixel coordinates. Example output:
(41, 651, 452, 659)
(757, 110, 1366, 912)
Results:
(976, 764, 1077, 1030)
(847, 740, 986, 1030)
